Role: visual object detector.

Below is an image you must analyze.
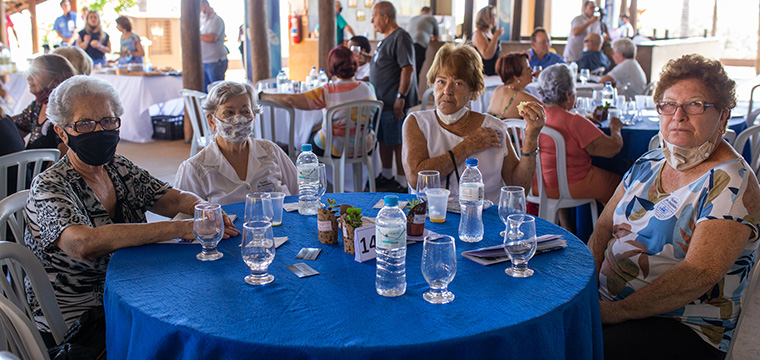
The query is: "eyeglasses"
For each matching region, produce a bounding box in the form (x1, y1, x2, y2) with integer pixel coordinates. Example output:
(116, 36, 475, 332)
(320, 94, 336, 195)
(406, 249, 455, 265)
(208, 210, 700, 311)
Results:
(655, 101, 718, 115)
(65, 117, 121, 133)
(350, 45, 368, 56)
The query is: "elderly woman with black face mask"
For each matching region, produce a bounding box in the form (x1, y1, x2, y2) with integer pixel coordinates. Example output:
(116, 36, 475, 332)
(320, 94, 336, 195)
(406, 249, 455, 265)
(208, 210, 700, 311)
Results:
(25, 76, 238, 345)
(175, 81, 298, 205)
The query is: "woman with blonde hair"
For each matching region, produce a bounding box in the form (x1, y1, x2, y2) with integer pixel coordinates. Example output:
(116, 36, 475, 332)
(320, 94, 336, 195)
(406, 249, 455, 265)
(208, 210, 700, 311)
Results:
(78, 10, 111, 66)
(52, 46, 93, 75)
(472, 5, 502, 76)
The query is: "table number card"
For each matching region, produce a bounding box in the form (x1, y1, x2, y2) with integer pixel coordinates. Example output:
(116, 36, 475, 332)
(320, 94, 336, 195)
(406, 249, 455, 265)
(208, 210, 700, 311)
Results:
(353, 224, 377, 263)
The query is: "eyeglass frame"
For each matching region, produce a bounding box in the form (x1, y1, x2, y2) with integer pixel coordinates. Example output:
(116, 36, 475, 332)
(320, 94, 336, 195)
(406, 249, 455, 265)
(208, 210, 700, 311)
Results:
(64, 117, 122, 133)
(349, 45, 370, 57)
(655, 101, 719, 115)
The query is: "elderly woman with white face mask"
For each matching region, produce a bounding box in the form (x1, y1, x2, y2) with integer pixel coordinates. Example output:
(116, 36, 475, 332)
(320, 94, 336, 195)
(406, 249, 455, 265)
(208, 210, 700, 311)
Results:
(589, 54, 760, 360)
(175, 81, 298, 205)
(402, 42, 545, 202)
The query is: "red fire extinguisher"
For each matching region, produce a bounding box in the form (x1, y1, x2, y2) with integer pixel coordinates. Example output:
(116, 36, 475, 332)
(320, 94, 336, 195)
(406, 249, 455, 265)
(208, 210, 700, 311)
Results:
(290, 12, 302, 44)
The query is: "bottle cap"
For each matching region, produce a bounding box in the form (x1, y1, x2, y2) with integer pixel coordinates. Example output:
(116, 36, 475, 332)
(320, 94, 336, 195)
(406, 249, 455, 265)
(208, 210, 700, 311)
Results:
(384, 195, 398, 207)
(301, 144, 312, 152)
(605, 81, 612, 86)
(466, 158, 478, 166)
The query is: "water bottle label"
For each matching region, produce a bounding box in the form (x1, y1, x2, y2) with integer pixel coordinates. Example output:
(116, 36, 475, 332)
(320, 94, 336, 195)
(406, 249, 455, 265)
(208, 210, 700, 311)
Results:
(376, 225, 406, 250)
(413, 214, 426, 224)
(459, 185, 482, 202)
(298, 165, 318, 183)
(317, 220, 333, 232)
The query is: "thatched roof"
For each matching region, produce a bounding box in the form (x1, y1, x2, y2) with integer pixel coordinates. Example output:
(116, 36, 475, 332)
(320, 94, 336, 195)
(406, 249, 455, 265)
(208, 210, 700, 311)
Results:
(5, 0, 52, 15)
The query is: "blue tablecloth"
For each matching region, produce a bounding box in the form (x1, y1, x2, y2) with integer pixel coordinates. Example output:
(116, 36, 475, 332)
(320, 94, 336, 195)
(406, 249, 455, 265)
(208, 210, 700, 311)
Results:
(105, 193, 603, 359)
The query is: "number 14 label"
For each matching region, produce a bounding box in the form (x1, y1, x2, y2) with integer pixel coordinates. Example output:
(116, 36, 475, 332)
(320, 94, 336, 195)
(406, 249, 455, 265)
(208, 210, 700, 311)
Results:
(354, 225, 376, 263)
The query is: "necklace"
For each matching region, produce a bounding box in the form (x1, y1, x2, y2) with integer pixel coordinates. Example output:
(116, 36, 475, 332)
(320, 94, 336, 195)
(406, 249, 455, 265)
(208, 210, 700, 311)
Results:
(505, 84, 518, 90)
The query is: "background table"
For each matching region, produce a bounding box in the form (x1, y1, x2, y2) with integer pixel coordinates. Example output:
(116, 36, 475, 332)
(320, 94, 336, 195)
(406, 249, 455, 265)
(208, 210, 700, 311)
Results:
(3, 72, 183, 143)
(105, 193, 603, 359)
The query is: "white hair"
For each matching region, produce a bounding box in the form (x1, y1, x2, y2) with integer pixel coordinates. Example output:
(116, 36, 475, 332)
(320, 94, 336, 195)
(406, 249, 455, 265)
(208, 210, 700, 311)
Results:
(202, 81, 258, 117)
(612, 38, 636, 59)
(46, 75, 124, 126)
(537, 64, 576, 105)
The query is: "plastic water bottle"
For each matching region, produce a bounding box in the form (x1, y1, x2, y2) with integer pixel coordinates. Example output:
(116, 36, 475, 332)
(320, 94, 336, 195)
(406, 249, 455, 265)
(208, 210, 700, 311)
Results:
(296, 144, 319, 215)
(318, 69, 328, 86)
(376, 195, 407, 297)
(308, 66, 318, 89)
(458, 158, 484, 243)
(276, 70, 288, 93)
(602, 82, 615, 108)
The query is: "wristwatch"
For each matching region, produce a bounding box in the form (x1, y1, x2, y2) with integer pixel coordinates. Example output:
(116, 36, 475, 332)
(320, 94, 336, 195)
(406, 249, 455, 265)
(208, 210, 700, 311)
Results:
(396, 92, 404, 99)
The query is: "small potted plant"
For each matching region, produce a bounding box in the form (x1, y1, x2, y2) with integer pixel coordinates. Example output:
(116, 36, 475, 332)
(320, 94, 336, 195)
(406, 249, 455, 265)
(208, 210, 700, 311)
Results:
(340, 206, 363, 254)
(405, 198, 427, 237)
(317, 198, 340, 245)
(593, 103, 611, 122)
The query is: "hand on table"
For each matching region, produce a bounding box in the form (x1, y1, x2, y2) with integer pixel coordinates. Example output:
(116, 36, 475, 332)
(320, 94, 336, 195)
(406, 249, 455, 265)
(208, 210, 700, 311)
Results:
(176, 211, 239, 240)
(609, 116, 625, 131)
(221, 211, 239, 238)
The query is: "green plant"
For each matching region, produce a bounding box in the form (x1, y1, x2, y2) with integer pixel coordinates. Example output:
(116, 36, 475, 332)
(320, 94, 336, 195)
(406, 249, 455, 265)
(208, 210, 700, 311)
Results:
(87, 0, 137, 13)
(344, 207, 363, 228)
(405, 198, 423, 210)
(325, 198, 339, 215)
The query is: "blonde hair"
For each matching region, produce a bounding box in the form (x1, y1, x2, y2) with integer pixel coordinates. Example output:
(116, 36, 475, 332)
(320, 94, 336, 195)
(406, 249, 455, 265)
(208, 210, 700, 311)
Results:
(426, 43, 485, 99)
(84, 11, 102, 34)
(475, 5, 495, 31)
(52, 47, 93, 75)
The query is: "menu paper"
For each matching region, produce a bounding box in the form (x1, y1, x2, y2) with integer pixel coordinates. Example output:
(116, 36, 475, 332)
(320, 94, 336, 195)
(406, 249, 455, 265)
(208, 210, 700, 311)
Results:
(462, 234, 567, 266)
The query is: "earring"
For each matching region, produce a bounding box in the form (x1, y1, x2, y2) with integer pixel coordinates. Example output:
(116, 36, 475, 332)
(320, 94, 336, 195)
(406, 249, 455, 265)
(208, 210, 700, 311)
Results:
(517, 79, 521, 84)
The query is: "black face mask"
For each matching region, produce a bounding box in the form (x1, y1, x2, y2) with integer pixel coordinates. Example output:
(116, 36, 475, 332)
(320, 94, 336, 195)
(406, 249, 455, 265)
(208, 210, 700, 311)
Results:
(66, 130, 120, 166)
(337, 7, 343, 14)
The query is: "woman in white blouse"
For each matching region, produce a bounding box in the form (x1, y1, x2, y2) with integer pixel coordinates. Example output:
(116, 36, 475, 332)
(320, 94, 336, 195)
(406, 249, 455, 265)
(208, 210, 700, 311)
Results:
(175, 81, 298, 205)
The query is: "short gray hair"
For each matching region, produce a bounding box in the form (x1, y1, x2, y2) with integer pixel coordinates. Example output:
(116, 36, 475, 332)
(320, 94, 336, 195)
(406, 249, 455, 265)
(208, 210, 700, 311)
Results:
(51, 47, 93, 75)
(46, 75, 124, 126)
(612, 38, 636, 59)
(202, 81, 257, 117)
(537, 64, 575, 105)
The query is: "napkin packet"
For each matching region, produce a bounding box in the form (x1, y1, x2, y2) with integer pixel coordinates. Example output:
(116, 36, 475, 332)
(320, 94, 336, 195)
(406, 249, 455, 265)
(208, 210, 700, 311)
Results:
(462, 234, 567, 266)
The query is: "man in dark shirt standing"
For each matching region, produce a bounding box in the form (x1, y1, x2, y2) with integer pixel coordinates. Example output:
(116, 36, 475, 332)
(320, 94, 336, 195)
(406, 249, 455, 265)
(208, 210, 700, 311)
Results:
(370, 1, 417, 192)
(407, 6, 439, 76)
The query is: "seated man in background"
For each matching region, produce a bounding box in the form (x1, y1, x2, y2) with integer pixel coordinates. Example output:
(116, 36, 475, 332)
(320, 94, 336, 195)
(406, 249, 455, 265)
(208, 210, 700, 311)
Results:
(527, 28, 565, 72)
(600, 38, 646, 98)
(349, 35, 372, 82)
(575, 33, 610, 74)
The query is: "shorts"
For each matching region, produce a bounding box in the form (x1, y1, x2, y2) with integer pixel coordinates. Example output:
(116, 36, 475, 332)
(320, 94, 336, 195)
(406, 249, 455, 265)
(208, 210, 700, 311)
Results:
(376, 110, 404, 146)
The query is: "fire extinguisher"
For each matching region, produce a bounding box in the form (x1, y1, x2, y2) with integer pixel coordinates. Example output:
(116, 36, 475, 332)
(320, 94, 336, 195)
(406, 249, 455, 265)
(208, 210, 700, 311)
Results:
(290, 12, 302, 44)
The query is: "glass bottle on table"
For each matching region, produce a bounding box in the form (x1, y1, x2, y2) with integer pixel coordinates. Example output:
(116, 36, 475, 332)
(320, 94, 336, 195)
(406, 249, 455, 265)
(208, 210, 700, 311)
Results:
(458, 158, 484, 243)
(376, 195, 407, 297)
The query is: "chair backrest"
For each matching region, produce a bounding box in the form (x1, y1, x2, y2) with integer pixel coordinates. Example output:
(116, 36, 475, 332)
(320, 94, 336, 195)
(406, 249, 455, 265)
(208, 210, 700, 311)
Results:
(0, 149, 60, 200)
(420, 88, 435, 110)
(0, 296, 49, 360)
(643, 81, 657, 96)
(725, 254, 760, 360)
(537, 126, 575, 200)
(746, 108, 760, 127)
(0, 241, 67, 345)
(479, 84, 500, 113)
(258, 100, 297, 163)
(322, 100, 384, 162)
(502, 119, 538, 194)
(733, 124, 760, 178)
(590, 66, 606, 76)
(0, 191, 29, 246)
(180, 89, 212, 157)
(748, 84, 760, 116)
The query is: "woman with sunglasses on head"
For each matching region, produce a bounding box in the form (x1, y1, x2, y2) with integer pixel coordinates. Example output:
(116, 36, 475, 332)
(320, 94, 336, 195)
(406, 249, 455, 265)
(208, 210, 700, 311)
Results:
(349, 35, 371, 82)
(588, 54, 760, 360)
(25, 76, 238, 348)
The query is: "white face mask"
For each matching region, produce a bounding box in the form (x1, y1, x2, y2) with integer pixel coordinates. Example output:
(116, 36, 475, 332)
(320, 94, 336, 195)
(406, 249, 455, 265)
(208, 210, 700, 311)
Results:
(436, 106, 469, 125)
(659, 113, 723, 171)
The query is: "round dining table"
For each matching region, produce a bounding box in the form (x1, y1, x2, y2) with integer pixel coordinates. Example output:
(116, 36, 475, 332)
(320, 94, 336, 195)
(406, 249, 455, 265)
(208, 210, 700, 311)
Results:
(104, 193, 603, 359)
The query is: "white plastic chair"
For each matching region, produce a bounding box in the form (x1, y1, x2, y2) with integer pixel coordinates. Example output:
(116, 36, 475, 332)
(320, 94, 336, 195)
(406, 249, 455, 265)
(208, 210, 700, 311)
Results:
(503, 120, 599, 226)
(420, 88, 435, 110)
(0, 241, 67, 346)
(0, 191, 28, 246)
(745, 108, 760, 127)
(181, 89, 212, 157)
(0, 149, 60, 200)
(479, 83, 500, 113)
(257, 100, 297, 163)
(317, 100, 383, 193)
(590, 66, 606, 76)
(733, 124, 760, 178)
(725, 256, 760, 360)
(0, 295, 49, 360)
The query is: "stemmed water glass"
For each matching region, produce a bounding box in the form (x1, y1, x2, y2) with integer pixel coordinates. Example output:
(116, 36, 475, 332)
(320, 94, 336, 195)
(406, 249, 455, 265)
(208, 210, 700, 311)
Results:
(245, 192, 273, 223)
(503, 214, 537, 278)
(421, 234, 457, 304)
(416, 170, 441, 203)
(579, 69, 590, 85)
(499, 186, 526, 234)
(316, 163, 327, 207)
(241, 221, 276, 285)
(194, 203, 224, 261)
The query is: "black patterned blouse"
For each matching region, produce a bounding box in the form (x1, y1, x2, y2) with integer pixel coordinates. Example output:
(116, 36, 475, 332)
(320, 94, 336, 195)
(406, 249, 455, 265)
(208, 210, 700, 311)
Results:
(14, 100, 61, 150)
(24, 154, 170, 331)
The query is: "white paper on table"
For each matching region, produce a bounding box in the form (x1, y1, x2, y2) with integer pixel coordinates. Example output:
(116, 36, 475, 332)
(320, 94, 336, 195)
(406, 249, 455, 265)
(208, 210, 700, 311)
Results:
(406, 229, 440, 244)
(283, 203, 299, 212)
(373, 199, 408, 209)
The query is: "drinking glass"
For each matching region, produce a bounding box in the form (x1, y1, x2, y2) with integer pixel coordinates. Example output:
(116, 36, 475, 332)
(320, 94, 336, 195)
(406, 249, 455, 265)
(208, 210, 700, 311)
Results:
(426, 188, 450, 223)
(194, 203, 224, 261)
(499, 186, 526, 232)
(241, 221, 276, 285)
(421, 234, 456, 304)
(268, 192, 286, 226)
(316, 163, 327, 207)
(626, 100, 637, 122)
(245, 192, 273, 223)
(503, 214, 537, 277)
(579, 69, 590, 85)
(416, 170, 441, 203)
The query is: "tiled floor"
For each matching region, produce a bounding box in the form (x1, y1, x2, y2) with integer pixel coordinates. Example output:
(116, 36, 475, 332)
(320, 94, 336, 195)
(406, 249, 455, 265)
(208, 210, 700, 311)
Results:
(117, 137, 760, 359)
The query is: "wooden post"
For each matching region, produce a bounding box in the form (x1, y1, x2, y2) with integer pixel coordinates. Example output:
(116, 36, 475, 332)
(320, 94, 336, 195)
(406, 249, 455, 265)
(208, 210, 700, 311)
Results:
(629, 0, 637, 35)
(70, 0, 77, 14)
(0, 1, 7, 46)
(463, 0, 473, 40)
(620, 0, 627, 15)
(711, 0, 718, 37)
(248, 0, 270, 83)
(180, 0, 203, 142)
(30, 0, 39, 54)
(511, 0, 522, 41)
(757, 2, 760, 74)
(318, 0, 335, 71)
(533, 0, 545, 29)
